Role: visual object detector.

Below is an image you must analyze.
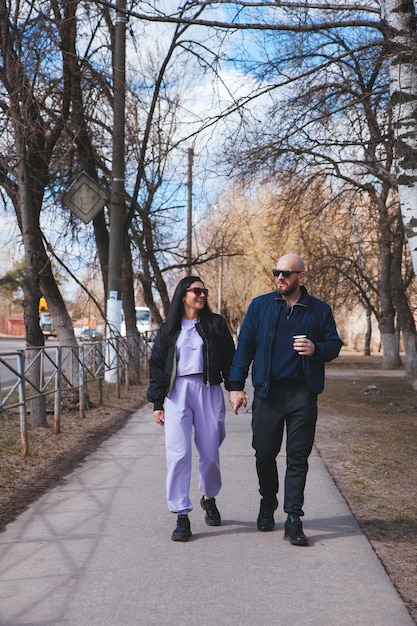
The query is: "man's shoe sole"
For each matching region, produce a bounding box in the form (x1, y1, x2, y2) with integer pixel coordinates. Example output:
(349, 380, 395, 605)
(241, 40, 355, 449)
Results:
(204, 516, 221, 527)
(284, 531, 308, 546)
(171, 532, 192, 542)
(257, 521, 275, 531)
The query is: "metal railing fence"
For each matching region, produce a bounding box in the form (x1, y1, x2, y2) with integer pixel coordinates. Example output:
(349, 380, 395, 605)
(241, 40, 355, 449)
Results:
(0, 331, 156, 458)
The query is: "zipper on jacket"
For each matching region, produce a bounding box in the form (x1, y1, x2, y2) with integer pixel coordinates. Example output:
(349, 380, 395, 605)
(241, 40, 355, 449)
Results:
(287, 302, 308, 319)
(196, 324, 210, 386)
(204, 332, 210, 386)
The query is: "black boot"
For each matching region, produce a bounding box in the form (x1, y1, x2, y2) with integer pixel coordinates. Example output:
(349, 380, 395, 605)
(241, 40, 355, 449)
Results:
(257, 498, 277, 532)
(171, 514, 192, 542)
(284, 514, 308, 546)
(200, 496, 221, 526)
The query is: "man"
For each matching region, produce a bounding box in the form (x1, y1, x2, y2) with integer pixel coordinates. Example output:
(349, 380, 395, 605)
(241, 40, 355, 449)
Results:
(229, 253, 342, 546)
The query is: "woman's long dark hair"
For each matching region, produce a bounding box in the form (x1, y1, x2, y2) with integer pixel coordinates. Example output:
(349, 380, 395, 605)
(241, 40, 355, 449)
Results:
(164, 275, 217, 344)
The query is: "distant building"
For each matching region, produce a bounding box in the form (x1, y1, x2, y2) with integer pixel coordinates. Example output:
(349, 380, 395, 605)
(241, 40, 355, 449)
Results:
(0, 313, 25, 336)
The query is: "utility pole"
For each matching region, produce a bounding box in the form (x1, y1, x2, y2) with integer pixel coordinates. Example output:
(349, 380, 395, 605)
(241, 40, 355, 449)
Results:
(218, 252, 223, 315)
(186, 147, 194, 275)
(214, 207, 223, 315)
(105, 0, 126, 382)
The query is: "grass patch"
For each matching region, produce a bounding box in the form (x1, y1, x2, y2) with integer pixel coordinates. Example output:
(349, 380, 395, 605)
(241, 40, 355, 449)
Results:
(316, 353, 417, 620)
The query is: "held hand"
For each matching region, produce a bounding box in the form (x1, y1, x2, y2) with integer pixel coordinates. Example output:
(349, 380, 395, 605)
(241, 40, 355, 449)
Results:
(153, 410, 165, 426)
(229, 391, 249, 415)
(293, 336, 315, 357)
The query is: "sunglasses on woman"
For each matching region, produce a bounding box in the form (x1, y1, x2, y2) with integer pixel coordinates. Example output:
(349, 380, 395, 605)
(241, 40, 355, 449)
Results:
(186, 287, 209, 296)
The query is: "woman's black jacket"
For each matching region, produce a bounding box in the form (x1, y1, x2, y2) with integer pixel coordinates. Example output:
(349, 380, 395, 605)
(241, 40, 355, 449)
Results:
(147, 314, 235, 411)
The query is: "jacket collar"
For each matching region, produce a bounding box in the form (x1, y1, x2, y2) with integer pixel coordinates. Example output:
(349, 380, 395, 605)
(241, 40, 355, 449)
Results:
(275, 285, 310, 308)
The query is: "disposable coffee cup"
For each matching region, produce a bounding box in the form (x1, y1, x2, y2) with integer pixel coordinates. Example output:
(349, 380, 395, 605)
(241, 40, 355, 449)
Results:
(293, 334, 306, 353)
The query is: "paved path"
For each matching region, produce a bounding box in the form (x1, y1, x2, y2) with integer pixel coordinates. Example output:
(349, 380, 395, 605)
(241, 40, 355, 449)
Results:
(0, 392, 414, 625)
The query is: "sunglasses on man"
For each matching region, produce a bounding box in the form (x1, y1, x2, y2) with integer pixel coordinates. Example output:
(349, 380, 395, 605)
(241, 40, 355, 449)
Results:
(272, 269, 302, 278)
(186, 287, 209, 296)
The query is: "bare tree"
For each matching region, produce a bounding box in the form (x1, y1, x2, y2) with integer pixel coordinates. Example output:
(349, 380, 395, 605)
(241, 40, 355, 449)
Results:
(2, 0, 417, 377)
(215, 2, 417, 370)
(0, 1, 77, 423)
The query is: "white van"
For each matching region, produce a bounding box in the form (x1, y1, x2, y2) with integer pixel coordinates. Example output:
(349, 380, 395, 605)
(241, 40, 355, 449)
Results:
(120, 306, 151, 337)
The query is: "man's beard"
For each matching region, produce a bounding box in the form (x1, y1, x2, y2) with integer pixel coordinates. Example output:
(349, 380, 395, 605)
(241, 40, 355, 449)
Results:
(277, 283, 298, 297)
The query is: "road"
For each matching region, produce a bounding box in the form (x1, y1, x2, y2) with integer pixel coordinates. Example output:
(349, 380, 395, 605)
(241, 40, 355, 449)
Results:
(0, 337, 59, 388)
(0, 336, 26, 351)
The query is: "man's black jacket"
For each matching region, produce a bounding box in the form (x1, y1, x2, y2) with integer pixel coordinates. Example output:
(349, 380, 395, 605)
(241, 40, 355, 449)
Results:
(229, 287, 343, 398)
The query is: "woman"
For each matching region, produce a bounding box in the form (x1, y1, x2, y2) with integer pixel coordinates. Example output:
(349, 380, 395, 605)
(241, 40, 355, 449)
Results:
(147, 276, 235, 542)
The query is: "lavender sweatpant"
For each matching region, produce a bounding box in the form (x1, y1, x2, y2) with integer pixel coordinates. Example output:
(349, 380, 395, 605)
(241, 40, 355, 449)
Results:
(163, 374, 226, 514)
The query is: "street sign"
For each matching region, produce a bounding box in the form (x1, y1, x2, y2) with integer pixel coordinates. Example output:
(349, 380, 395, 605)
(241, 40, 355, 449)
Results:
(62, 172, 108, 223)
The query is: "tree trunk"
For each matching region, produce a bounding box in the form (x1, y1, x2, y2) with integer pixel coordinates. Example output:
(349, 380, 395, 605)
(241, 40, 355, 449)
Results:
(122, 237, 141, 384)
(378, 215, 401, 369)
(390, 207, 417, 375)
(38, 240, 78, 347)
(362, 183, 401, 369)
(132, 206, 168, 324)
(402, 333, 417, 376)
(380, 332, 400, 369)
(383, 0, 417, 277)
(364, 307, 371, 356)
(17, 146, 46, 426)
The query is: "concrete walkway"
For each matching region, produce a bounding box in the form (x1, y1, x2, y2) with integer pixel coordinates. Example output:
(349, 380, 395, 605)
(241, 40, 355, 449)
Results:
(0, 397, 414, 625)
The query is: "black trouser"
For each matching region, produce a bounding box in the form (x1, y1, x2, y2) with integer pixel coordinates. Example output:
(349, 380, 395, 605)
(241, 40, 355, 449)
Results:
(251, 381, 317, 517)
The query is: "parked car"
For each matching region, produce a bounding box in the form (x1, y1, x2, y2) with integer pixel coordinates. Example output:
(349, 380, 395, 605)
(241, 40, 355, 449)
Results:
(80, 328, 102, 342)
(120, 306, 152, 337)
